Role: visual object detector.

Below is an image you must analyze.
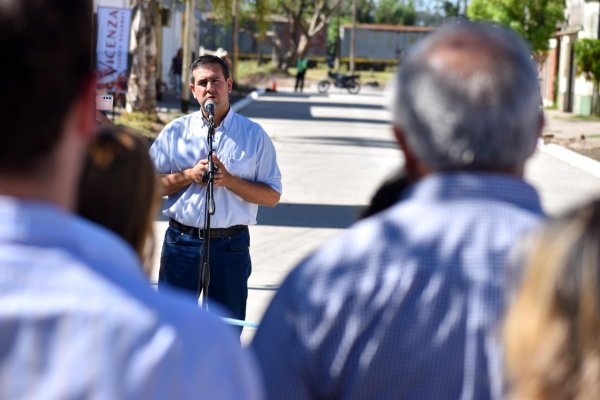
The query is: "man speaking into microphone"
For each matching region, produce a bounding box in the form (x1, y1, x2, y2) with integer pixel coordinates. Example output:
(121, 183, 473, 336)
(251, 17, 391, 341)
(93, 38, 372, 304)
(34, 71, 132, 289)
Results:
(150, 55, 282, 325)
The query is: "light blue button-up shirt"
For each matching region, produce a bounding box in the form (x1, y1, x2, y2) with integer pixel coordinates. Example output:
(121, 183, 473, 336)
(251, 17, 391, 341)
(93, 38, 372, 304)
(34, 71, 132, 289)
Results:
(0, 196, 262, 399)
(150, 108, 282, 228)
(252, 172, 546, 400)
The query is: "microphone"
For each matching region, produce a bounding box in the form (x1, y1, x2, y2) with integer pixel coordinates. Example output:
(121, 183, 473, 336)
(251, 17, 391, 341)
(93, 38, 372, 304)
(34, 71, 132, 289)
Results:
(204, 99, 215, 121)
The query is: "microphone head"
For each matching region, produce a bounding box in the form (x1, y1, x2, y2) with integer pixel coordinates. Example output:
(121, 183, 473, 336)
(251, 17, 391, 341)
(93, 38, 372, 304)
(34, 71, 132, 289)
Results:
(204, 99, 215, 116)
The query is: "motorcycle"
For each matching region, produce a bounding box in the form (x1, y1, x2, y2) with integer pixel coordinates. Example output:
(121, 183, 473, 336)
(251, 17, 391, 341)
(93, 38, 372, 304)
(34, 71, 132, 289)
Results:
(317, 71, 361, 94)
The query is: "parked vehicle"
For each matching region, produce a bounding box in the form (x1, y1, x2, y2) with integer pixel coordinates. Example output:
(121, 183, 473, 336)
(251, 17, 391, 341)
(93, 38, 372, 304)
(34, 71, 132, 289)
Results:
(339, 24, 433, 70)
(199, 16, 434, 71)
(318, 71, 361, 94)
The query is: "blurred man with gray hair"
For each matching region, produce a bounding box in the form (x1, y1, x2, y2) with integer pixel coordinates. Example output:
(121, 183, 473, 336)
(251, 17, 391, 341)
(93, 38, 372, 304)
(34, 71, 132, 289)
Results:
(252, 22, 546, 399)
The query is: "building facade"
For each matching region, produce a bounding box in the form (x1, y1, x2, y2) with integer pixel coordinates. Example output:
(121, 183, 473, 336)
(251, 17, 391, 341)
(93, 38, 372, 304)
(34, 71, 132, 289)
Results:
(551, 0, 600, 115)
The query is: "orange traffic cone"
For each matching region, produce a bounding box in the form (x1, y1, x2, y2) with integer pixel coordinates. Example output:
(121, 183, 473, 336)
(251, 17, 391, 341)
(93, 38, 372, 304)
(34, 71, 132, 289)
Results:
(271, 76, 277, 92)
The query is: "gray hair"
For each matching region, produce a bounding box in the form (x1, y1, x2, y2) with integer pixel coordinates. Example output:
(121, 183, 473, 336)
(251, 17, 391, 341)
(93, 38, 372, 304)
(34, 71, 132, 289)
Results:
(392, 22, 542, 171)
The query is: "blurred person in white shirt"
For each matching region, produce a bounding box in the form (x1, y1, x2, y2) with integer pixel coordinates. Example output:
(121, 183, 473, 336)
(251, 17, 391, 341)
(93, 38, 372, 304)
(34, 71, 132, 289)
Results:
(0, 1, 262, 398)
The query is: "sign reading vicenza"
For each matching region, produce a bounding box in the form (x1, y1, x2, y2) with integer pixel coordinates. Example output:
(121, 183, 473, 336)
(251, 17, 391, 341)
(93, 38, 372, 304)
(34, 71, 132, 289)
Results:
(96, 7, 131, 94)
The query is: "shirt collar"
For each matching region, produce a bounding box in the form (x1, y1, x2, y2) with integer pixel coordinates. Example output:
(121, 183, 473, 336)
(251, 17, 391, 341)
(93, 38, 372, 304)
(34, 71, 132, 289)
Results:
(0, 195, 144, 277)
(200, 105, 233, 132)
(405, 172, 545, 215)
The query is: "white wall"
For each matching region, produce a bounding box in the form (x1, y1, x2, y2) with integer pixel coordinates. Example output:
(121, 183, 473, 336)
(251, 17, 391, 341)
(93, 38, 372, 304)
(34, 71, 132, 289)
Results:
(94, 0, 129, 10)
(160, 8, 202, 92)
(161, 8, 184, 90)
(583, 2, 600, 39)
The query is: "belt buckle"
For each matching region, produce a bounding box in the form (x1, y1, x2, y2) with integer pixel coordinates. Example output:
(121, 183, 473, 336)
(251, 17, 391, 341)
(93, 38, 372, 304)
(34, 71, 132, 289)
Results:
(199, 229, 217, 240)
(199, 228, 233, 239)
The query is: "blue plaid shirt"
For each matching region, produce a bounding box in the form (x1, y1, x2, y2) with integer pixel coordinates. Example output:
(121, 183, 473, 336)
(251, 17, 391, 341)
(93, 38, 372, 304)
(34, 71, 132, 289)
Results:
(0, 197, 262, 399)
(252, 172, 545, 400)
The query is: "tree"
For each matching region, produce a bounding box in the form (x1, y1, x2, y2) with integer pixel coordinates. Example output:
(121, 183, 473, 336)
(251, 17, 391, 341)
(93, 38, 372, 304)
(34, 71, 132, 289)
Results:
(574, 39, 600, 115)
(336, 0, 375, 23)
(326, 0, 375, 69)
(356, 0, 376, 23)
(326, 12, 349, 62)
(440, 1, 460, 18)
(467, 0, 565, 62)
(126, 0, 158, 113)
(212, 0, 271, 81)
(374, 0, 416, 25)
(269, 0, 344, 70)
(327, 0, 377, 56)
(212, 0, 343, 71)
(415, 0, 469, 26)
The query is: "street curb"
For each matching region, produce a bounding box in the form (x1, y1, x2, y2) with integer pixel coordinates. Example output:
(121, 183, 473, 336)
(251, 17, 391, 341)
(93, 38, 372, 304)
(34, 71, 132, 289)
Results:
(231, 88, 265, 113)
(538, 142, 600, 179)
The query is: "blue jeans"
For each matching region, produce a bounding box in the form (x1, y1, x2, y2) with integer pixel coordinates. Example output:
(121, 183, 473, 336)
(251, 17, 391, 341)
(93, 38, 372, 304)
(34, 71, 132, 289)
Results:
(158, 225, 251, 322)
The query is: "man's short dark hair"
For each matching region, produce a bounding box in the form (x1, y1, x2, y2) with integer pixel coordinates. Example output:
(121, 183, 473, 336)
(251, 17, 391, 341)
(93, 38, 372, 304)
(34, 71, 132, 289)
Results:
(189, 55, 230, 84)
(0, 0, 92, 174)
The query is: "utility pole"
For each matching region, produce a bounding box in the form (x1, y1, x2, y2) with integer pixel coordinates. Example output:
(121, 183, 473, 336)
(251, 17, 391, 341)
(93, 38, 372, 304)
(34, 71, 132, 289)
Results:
(181, 0, 196, 113)
(350, 0, 356, 74)
(334, 2, 341, 70)
(232, 0, 239, 83)
(156, 0, 163, 98)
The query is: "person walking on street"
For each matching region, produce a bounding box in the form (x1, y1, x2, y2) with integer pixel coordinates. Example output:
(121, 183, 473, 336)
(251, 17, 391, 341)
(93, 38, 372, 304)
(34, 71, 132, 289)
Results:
(169, 48, 183, 97)
(150, 54, 282, 325)
(0, 1, 262, 399)
(295, 56, 308, 92)
(252, 21, 546, 400)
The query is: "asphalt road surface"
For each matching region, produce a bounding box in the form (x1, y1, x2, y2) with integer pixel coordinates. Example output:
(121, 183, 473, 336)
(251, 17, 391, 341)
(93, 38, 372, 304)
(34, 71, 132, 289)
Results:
(152, 87, 600, 343)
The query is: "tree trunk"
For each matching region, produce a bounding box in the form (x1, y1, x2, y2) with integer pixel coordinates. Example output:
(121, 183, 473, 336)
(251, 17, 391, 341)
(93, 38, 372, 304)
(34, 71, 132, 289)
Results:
(281, 49, 293, 71)
(350, 0, 356, 74)
(127, 0, 158, 114)
(297, 34, 309, 58)
(593, 81, 600, 116)
(231, 0, 239, 82)
(181, 0, 195, 113)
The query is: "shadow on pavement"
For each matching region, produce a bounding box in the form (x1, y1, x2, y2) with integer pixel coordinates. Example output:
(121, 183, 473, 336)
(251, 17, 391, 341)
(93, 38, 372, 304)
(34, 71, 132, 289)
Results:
(257, 202, 363, 229)
(283, 135, 397, 149)
(238, 93, 387, 125)
(155, 201, 364, 229)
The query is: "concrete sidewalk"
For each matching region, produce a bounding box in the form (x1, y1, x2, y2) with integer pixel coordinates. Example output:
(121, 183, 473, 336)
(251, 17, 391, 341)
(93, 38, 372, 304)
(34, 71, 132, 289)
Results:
(544, 109, 600, 142)
(539, 110, 600, 180)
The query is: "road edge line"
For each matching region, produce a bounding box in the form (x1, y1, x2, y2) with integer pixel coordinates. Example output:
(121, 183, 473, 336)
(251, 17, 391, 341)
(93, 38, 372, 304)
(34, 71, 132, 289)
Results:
(538, 142, 600, 179)
(232, 88, 265, 113)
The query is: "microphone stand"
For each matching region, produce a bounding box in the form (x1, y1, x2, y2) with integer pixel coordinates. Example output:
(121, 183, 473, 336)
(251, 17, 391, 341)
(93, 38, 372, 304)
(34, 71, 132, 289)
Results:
(198, 114, 216, 309)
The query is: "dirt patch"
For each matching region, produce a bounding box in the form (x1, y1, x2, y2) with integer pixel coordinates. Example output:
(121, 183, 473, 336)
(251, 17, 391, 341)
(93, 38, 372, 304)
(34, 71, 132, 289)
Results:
(574, 147, 600, 160)
(238, 72, 318, 90)
(545, 134, 600, 162)
(543, 111, 600, 162)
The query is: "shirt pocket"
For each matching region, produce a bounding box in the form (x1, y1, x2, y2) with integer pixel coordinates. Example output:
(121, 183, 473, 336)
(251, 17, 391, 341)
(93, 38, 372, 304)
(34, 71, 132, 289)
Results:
(225, 151, 255, 180)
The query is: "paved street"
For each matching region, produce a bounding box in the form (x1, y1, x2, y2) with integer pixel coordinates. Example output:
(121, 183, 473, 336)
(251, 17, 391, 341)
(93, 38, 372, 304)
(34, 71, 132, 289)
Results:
(152, 87, 600, 343)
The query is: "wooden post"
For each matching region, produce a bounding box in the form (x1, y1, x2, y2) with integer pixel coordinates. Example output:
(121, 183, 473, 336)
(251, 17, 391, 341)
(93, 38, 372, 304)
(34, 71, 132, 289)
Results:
(349, 0, 356, 74)
(181, 0, 195, 113)
(232, 0, 239, 83)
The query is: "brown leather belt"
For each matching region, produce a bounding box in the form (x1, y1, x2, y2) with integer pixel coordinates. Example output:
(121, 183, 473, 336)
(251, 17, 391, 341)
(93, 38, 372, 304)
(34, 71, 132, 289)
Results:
(169, 219, 248, 239)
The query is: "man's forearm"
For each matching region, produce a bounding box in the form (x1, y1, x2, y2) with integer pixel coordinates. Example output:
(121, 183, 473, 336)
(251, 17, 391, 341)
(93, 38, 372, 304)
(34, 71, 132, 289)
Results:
(159, 170, 194, 196)
(159, 165, 281, 207)
(226, 176, 280, 207)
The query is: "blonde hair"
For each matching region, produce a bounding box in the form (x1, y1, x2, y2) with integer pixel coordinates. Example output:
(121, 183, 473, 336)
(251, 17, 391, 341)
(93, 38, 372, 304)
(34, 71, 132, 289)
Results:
(504, 200, 600, 400)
